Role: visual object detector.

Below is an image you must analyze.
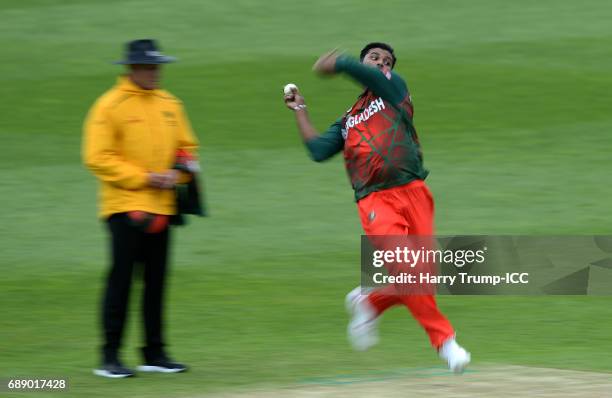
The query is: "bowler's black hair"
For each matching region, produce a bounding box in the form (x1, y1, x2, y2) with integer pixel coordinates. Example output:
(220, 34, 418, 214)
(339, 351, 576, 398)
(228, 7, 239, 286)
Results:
(359, 42, 397, 68)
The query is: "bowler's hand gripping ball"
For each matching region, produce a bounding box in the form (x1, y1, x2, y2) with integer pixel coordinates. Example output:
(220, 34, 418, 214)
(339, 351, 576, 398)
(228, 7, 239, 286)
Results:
(283, 83, 298, 96)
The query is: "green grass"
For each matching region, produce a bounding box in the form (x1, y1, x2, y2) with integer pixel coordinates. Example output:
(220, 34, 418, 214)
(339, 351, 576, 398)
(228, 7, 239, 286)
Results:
(1, 0, 612, 397)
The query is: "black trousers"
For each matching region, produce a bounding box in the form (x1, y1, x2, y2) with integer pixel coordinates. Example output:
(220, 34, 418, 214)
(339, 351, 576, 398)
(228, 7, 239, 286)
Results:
(101, 213, 170, 363)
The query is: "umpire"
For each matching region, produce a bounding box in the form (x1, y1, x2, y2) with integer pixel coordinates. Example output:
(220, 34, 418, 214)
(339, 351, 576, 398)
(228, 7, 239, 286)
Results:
(83, 39, 200, 378)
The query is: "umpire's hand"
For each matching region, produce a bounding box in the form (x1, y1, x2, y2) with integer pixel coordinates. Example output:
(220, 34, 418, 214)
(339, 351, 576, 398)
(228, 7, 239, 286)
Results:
(148, 170, 178, 189)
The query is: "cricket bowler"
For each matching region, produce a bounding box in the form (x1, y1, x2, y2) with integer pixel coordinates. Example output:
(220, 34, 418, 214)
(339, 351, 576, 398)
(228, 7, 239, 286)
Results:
(284, 42, 470, 373)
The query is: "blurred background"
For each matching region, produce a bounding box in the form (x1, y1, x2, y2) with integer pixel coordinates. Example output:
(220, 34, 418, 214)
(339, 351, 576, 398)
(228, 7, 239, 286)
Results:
(1, 0, 611, 396)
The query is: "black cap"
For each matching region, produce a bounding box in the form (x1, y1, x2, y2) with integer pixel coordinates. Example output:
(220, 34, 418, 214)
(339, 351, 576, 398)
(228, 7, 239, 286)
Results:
(114, 39, 176, 65)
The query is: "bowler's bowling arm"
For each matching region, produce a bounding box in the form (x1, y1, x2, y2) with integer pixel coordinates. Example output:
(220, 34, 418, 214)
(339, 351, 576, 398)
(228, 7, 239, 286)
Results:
(292, 109, 344, 162)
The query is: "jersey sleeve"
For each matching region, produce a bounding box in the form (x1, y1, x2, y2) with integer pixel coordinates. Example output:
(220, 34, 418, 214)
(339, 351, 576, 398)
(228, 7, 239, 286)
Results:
(335, 55, 409, 108)
(304, 117, 345, 162)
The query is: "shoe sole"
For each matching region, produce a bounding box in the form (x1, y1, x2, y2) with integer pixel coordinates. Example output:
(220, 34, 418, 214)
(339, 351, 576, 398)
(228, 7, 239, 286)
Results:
(93, 369, 133, 378)
(137, 365, 186, 373)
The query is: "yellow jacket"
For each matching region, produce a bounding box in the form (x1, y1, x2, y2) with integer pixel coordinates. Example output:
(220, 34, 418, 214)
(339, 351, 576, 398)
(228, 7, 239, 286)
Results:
(82, 76, 199, 218)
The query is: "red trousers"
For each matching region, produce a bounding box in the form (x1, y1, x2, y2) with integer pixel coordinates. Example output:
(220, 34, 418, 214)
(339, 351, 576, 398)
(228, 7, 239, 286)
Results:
(357, 180, 454, 348)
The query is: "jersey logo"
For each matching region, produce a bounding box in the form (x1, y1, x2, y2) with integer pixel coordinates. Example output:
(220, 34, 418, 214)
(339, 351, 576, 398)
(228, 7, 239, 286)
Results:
(162, 111, 177, 126)
(345, 98, 385, 130)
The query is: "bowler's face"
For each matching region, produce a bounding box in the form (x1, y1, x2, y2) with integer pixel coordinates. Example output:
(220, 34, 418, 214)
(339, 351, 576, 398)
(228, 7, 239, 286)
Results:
(362, 48, 394, 76)
(130, 64, 161, 90)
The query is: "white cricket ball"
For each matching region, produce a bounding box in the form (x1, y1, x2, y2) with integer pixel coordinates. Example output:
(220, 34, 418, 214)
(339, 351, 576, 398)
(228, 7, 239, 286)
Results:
(283, 83, 298, 95)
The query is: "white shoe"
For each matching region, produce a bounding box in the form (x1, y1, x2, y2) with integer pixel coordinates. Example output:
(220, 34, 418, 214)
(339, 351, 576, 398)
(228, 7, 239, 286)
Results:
(439, 337, 471, 374)
(345, 286, 379, 351)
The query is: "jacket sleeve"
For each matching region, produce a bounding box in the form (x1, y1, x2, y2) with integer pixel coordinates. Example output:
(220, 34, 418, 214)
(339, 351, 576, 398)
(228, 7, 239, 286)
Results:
(175, 103, 200, 184)
(335, 55, 409, 108)
(176, 102, 199, 155)
(304, 118, 345, 162)
(82, 101, 149, 189)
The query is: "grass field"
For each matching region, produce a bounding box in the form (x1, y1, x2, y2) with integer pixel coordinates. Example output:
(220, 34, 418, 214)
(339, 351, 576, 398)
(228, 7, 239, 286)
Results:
(1, 1, 612, 397)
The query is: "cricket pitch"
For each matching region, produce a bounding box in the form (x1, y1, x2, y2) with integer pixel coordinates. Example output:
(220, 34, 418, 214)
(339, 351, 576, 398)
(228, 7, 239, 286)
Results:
(207, 365, 612, 397)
